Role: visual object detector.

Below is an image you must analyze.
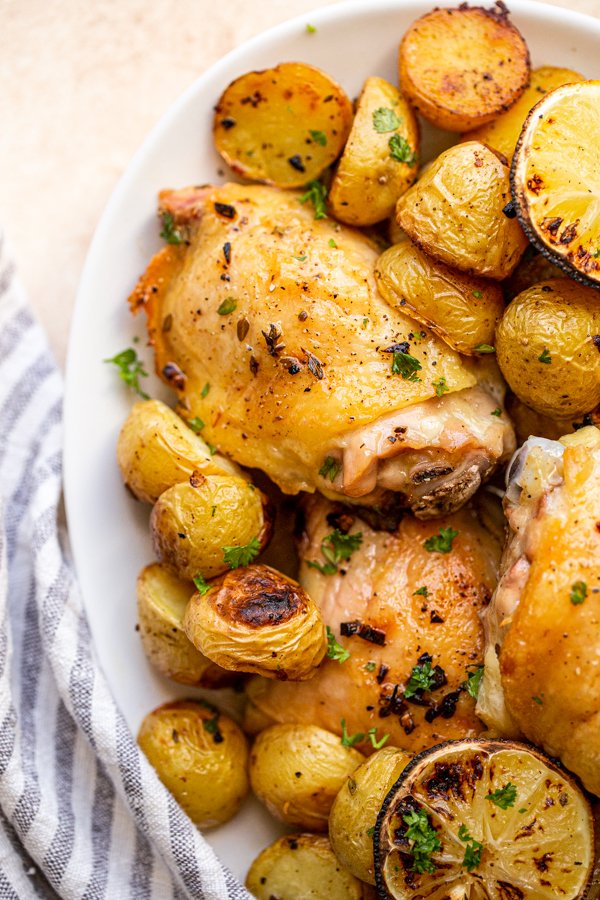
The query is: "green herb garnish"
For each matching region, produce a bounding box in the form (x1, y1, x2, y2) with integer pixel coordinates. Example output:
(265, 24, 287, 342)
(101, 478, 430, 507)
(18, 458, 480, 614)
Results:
(433, 377, 449, 397)
(160, 212, 183, 245)
(389, 134, 417, 165)
(458, 825, 483, 871)
(326, 626, 350, 663)
(367, 727, 390, 749)
(486, 783, 517, 809)
(319, 455, 341, 482)
(404, 659, 438, 698)
(403, 808, 441, 875)
(200, 382, 210, 398)
(222, 536, 261, 569)
(373, 107, 401, 133)
(538, 347, 552, 364)
(193, 574, 211, 596)
(309, 129, 327, 146)
(472, 290, 483, 299)
(532, 695, 543, 705)
(340, 718, 364, 748)
(474, 344, 495, 354)
(365, 661, 377, 672)
(217, 297, 237, 315)
(188, 417, 205, 433)
(463, 665, 484, 700)
(424, 527, 459, 553)
(570, 581, 588, 605)
(391, 350, 422, 382)
(294, 254, 307, 262)
(306, 23, 316, 33)
(104, 348, 149, 399)
(328, 238, 337, 248)
(491, 407, 502, 416)
(307, 529, 363, 576)
(366, 826, 375, 839)
(414, 586, 429, 597)
(299, 179, 327, 219)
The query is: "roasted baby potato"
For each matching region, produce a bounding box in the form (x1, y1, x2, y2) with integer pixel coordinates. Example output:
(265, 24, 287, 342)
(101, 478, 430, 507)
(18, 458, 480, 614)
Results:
(150, 474, 271, 580)
(136, 563, 232, 687)
(183, 564, 326, 681)
(246, 834, 375, 900)
(496, 279, 600, 418)
(397, 141, 528, 279)
(137, 699, 249, 828)
(213, 62, 353, 188)
(505, 393, 582, 444)
(249, 724, 364, 831)
(375, 237, 504, 355)
(117, 399, 238, 504)
(328, 76, 419, 226)
(398, 4, 530, 132)
(328, 747, 411, 885)
(462, 65, 583, 161)
(504, 247, 565, 301)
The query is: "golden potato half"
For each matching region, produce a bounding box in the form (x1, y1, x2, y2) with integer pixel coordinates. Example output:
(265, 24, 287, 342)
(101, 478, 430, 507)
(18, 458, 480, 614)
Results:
(328, 76, 419, 226)
(249, 724, 363, 831)
(137, 699, 249, 828)
(213, 62, 353, 188)
(183, 564, 326, 681)
(246, 834, 375, 900)
(117, 399, 238, 504)
(398, 4, 530, 132)
(397, 141, 528, 280)
(496, 279, 600, 418)
(150, 474, 272, 580)
(375, 238, 504, 355)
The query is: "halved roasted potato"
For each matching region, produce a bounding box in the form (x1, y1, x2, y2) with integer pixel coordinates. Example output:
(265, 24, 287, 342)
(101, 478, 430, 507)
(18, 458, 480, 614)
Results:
(150, 474, 272, 580)
(213, 62, 353, 188)
(398, 4, 530, 132)
(183, 564, 326, 681)
(397, 141, 528, 279)
(328, 76, 419, 226)
(249, 724, 364, 831)
(462, 65, 583, 162)
(375, 237, 504, 355)
(117, 399, 238, 504)
(136, 563, 232, 687)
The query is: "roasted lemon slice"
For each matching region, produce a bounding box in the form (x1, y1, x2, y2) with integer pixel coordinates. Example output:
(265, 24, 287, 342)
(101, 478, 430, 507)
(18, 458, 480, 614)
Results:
(512, 81, 600, 288)
(374, 738, 594, 899)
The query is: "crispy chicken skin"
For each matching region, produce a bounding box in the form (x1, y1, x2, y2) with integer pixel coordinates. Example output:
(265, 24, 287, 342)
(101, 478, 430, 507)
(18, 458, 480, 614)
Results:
(478, 426, 600, 797)
(130, 183, 514, 516)
(245, 495, 501, 754)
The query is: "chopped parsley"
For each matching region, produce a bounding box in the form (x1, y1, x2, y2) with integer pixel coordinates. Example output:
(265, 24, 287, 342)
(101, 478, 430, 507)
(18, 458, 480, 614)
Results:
(159, 212, 182, 245)
(306, 23, 316, 33)
(486, 783, 517, 810)
(424, 527, 459, 553)
(202, 711, 223, 743)
(307, 529, 363, 576)
(104, 348, 149, 399)
(472, 290, 483, 299)
(463, 665, 484, 700)
(367, 727, 390, 749)
(391, 349, 422, 382)
(217, 297, 237, 315)
(326, 626, 350, 663)
(491, 407, 502, 416)
(404, 659, 438, 698)
(188, 417, 205, 433)
(206, 442, 218, 456)
(372, 107, 401, 133)
(389, 134, 417, 165)
(299, 179, 327, 219)
(222, 536, 261, 569)
(538, 347, 552, 364)
(309, 129, 327, 146)
(414, 586, 429, 597)
(532, 695, 544, 705)
(328, 238, 337, 248)
(458, 825, 483, 871)
(319, 455, 341, 482)
(403, 808, 441, 875)
(340, 718, 364, 748)
(474, 344, 495, 354)
(193, 573, 211, 596)
(433, 377, 449, 397)
(200, 382, 210, 398)
(365, 661, 377, 672)
(366, 826, 375, 839)
(294, 254, 307, 262)
(570, 581, 588, 605)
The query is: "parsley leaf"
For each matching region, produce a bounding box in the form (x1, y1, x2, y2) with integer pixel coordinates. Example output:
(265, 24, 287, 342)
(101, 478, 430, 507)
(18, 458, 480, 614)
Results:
(294, 254, 307, 261)
(328, 238, 337, 248)
(340, 718, 364, 747)
(458, 825, 483, 871)
(366, 826, 375, 839)
(532, 695, 544, 705)
(319, 455, 341, 482)
(309, 129, 327, 146)
(104, 348, 149, 399)
(404, 659, 437, 698)
(570, 581, 587, 605)
(299, 179, 328, 219)
(538, 347, 552, 364)
(307, 529, 363, 576)
(188, 417, 205, 433)
(424, 527, 459, 553)
(433, 377, 449, 397)
(222, 536, 261, 569)
(472, 289, 483, 299)
(367, 727, 389, 749)
(491, 407, 502, 416)
(486, 783, 517, 809)
(306, 22, 316, 33)
(160, 212, 183, 245)
(414, 586, 429, 597)
(391, 350, 422, 382)
(474, 344, 496, 354)
(373, 107, 401, 133)
(389, 134, 417, 165)
(403, 808, 441, 875)
(217, 297, 237, 315)
(326, 626, 350, 663)
(193, 574, 211, 596)
(463, 665, 484, 699)
(200, 382, 210, 398)
(202, 711, 223, 743)
(365, 661, 377, 672)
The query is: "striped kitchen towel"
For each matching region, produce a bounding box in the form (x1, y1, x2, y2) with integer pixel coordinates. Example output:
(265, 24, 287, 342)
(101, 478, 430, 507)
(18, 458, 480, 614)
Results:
(0, 233, 252, 899)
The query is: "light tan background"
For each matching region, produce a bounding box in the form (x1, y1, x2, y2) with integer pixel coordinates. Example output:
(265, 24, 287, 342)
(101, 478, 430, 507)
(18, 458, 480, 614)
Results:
(1, 0, 599, 367)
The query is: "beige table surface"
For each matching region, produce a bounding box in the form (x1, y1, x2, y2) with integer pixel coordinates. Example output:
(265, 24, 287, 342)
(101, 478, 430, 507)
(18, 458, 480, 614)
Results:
(2, 0, 599, 368)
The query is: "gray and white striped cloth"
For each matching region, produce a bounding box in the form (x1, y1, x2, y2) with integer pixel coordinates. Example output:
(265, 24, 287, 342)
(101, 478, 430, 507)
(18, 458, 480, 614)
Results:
(0, 233, 252, 899)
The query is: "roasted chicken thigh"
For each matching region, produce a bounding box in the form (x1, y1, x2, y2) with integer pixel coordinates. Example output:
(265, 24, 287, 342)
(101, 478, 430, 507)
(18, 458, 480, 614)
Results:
(131, 182, 515, 517)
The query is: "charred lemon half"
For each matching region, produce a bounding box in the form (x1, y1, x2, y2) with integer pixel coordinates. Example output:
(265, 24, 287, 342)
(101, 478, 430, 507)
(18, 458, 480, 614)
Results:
(374, 738, 594, 899)
(512, 81, 600, 288)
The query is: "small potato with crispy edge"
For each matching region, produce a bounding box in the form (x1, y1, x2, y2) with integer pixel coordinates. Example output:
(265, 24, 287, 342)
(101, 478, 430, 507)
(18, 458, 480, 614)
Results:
(213, 62, 353, 189)
(398, 3, 530, 132)
(137, 699, 249, 828)
(136, 563, 233, 687)
(375, 236, 504, 355)
(183, 564, 326, 681)
(150, 475, 272, 580)
(328, 76, 419, 226)
(328, 746, 412, 885)
(246, 834, 375, 900)
(117, 399, 238, 504)
(505, 393, 598, 445)
(397, 141, 528, 280)
(249, 724, 364, 831)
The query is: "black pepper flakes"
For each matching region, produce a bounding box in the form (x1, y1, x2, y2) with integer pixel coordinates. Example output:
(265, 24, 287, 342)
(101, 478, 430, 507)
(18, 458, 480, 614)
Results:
(214, 202, 236, 219)
(223, 242, 232, 264)
(288, 154, 306, 172)
(162, 362, 186, 390)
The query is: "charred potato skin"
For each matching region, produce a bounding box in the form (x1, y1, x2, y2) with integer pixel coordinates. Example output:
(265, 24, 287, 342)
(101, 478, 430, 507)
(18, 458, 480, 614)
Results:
(398, 5, 530, 132)
(496, 279, 600, 418)
(249, 724, 364, 831)
(150, 475, 272, 580)
(397, 141, 528, 280)
(137, 699, 249, 828)
(328, 747, 411, 885)
(116, 399, 237, 504)
(328, 76, 419, 226)
(183, 564, 326, 681)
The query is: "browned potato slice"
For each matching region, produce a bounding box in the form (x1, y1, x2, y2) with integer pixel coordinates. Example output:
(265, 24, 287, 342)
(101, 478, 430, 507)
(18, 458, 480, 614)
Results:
(183, 564, 326, 681)
(213, 62, 353, 188)
(398, 4, 530, 132)
(375, 237, 504, 355)
(462, 66, 584, 162)
(328, 77, 419, 226)
(397, 141, 528, 279)
(136, 563, 232, 687)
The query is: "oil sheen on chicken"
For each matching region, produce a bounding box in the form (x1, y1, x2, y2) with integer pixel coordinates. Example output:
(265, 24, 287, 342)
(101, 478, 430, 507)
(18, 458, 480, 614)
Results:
(130, 183, 515, 517)
(245, 494, 502, 754)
